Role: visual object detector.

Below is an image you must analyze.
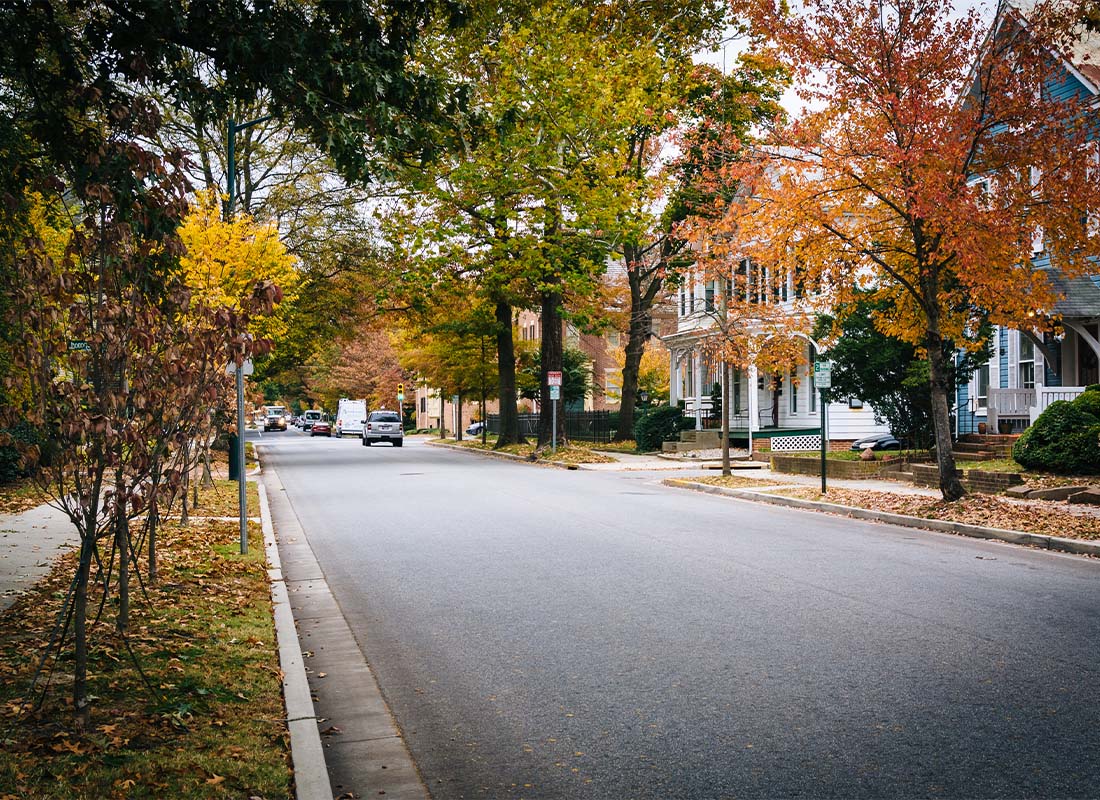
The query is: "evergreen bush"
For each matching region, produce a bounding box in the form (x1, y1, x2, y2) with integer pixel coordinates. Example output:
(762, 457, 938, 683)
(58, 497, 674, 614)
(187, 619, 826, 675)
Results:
(634, 405, 690, 452)
(1013, 396, 1100, 474)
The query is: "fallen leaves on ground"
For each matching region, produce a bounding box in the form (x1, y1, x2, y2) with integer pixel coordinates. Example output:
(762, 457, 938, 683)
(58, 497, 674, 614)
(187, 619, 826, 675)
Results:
(449, 439, 615, 464)
(766, 486, 1100, 540)
(0, 506, 290, 798)
(0, 480, 48, 515)
(690, 475, 783, 489)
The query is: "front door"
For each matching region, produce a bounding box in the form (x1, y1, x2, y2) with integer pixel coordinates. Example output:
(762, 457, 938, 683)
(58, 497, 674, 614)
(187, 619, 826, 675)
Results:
(1079, 324, 1099, 386)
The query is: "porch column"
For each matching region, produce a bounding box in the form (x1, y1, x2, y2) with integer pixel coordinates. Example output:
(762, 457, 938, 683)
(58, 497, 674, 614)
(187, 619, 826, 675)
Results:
(694, 351, 704, 431)
(1064, 321, 1100, 367)
(669, 349, 679, 406)
(747, 362, 760, 452)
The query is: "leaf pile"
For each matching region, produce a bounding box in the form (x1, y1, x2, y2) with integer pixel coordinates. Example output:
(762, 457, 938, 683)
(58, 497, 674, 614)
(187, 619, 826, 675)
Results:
(768, 486, 1100, 541)
(0, 508, 289, 799)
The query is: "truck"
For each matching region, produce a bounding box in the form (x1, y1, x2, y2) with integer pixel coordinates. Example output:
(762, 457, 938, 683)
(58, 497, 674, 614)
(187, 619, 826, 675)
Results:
(335, 398, 367, 437)
(263, 405, 288, 432)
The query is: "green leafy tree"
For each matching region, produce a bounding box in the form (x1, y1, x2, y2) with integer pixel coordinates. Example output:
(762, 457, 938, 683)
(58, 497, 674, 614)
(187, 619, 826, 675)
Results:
(519, 347, 598, 409)
(815, 300, 991, 450)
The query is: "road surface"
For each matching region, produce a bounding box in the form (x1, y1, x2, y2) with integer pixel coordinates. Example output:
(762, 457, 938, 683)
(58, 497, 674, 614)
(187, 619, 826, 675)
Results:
(257, 430, 1100, 799)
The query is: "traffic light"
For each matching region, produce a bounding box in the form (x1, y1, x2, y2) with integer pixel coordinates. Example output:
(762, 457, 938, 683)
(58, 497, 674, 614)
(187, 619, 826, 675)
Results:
(397, 383, 405, 395)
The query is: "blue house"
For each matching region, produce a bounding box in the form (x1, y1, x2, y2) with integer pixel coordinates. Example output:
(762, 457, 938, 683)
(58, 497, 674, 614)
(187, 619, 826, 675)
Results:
(957, 4, 1100, 435)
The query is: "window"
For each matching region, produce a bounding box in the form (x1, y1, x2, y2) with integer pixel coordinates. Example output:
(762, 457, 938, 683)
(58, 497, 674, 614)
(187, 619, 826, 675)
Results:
(604, 368, 622, 401)
(680, 286, 686, 317)
(705, 281, 716, 312)
(976, 363, 990, 409)
(420, 397, 426, 413)
(789, 370, 798, 414)
(565, 323, 580, 348)
(733, 368, 742, 414)
(607, 330, 620, 348)
(809, 345, 817, 413)
(1018, 333, 1035, 389)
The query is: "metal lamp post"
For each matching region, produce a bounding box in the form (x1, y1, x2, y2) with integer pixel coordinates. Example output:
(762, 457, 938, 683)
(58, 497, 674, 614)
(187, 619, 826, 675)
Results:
(227, 114, 273, 556)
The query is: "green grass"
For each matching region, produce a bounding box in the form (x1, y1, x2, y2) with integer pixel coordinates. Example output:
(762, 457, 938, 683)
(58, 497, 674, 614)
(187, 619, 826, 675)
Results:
(955, 458, 1026, 473)
(0, 515, 289, 799)
(777, 449, 927, 462)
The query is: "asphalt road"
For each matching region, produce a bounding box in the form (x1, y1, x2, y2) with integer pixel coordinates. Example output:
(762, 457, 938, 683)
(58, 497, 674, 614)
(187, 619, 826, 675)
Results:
(257, 430, 1100, 799)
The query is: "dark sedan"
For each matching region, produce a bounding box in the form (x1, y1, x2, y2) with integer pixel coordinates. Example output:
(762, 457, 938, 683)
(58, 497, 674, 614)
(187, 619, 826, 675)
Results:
(850, 432, 901, 451)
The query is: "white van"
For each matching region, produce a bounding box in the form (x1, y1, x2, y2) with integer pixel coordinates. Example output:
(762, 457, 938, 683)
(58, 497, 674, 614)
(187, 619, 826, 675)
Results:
(301, 409, 323, 430)
(335, 398, 367, 437)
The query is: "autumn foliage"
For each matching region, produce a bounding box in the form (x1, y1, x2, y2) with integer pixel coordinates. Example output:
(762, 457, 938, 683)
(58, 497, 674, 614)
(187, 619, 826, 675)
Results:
(721, 0, 1100, 499)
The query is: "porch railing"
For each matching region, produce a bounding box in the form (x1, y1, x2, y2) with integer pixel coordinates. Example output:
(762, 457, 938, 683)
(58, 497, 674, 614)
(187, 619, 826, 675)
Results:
(1032, 386, 1087, 423)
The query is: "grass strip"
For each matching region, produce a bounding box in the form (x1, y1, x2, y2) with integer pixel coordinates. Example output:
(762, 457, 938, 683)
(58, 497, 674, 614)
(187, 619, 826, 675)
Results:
(448, 438, 616, 464)
(0, 481, 289, 799)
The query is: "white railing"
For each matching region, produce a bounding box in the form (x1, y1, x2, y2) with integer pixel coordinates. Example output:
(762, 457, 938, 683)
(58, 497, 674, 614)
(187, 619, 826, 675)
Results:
(1030, 386, 1087, 423)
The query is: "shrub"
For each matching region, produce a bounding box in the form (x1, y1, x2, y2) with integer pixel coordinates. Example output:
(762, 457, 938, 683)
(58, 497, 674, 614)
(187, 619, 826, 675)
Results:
(0, 422, 42, 484)
(1073, 386, 1100, 419)
(634, 405, 691, 452)
(1013, 399, 1100, 474)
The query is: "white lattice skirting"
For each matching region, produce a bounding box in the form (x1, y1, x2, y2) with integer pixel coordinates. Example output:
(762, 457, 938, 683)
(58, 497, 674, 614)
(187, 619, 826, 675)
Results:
(770, 434, 822, 451)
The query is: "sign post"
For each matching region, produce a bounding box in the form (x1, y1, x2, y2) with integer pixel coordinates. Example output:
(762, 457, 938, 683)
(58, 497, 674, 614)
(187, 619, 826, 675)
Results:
(814, 361, 832, 494)
(548, 371, 563, 453)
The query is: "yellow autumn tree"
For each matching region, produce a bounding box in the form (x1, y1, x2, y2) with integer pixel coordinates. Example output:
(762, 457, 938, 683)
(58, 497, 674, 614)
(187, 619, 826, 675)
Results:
(178, 190, 298, 345)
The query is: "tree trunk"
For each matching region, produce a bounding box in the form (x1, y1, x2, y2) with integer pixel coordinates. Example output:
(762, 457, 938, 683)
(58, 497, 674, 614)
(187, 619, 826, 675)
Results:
(115, 501, 129, 636)
(73, 533, 94, 730)
(456, 392, 463, 441)
(439, 392, 446, 440)
(721, 362, 731, 476)
(928, 333, 966, 500)
(538, 289, 564, 448)
(495, 300, 525, 446)
(615, 244, 650, 441)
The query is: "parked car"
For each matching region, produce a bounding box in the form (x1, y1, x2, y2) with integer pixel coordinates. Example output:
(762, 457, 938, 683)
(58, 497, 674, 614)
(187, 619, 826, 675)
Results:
(362, 410, 404, 447)
(301, 409, 323, 431)
(850, 433, 902, 451)
(466, 421, 487, 436)
(310, 419, 332, 437)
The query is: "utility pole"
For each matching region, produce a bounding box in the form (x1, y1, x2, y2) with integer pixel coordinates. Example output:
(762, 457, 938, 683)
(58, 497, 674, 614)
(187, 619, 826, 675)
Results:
(227, 113, 273, 555)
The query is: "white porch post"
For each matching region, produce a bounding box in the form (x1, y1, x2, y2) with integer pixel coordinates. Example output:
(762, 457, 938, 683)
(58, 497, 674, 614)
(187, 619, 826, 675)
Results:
(669, 349, 679, 406)
(694, 351, 704, 431)
(747, 362, 760, 451)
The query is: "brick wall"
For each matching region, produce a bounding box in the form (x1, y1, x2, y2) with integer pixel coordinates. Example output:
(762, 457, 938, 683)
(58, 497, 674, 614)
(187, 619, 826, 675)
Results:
(770, 455, 907, 479)
(910, 463, 1023, 493)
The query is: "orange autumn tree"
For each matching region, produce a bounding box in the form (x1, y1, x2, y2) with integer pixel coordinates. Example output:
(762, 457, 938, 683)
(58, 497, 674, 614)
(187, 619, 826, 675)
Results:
(729, 0, 1100, 499)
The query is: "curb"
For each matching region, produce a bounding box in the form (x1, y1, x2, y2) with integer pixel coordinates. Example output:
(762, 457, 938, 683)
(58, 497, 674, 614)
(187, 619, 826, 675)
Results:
(664, 478, 1100, 557)
(426, 438, 581, 470)
(256, 478, 334, 800)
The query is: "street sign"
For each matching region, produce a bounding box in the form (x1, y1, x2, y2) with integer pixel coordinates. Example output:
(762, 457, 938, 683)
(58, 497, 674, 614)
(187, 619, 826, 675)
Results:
(225, 359, 254, 376)
(547, 371, 563, 386)
(397, 393, 405, 402)
(68, 340, 90, 352)
(549, 385, 561, 400)
(814, 360, 832, 389)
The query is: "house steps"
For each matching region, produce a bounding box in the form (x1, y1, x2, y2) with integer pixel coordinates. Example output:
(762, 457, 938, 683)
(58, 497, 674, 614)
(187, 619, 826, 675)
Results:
(953, 433, 1021, 460)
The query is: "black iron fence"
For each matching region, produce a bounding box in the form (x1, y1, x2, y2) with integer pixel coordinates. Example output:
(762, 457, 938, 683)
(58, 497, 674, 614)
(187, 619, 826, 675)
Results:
(487, 410, 613, 443)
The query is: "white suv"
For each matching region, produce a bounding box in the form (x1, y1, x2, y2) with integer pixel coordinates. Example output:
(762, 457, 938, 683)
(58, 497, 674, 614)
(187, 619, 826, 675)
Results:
(361, 410, 404, 447)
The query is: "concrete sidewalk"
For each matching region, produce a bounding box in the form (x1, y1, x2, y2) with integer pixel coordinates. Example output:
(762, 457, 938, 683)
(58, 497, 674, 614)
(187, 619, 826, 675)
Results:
(0, 501, 78, 611)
